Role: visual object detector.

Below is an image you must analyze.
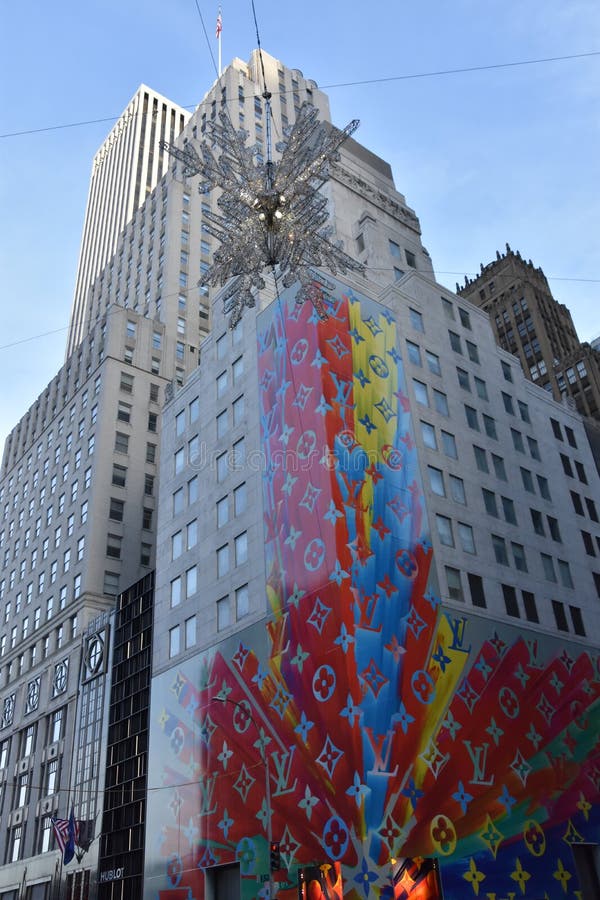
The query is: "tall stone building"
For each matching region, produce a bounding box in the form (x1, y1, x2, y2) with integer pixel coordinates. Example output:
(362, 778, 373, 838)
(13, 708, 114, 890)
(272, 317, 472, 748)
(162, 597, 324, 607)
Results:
(0, 49, 599, 900)
(457, 245, 600, 421)
(66, 86, 190, 356)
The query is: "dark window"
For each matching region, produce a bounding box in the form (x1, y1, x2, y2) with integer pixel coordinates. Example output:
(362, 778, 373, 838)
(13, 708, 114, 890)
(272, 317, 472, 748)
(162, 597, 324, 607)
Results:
(467, 573, 486, 608)
(565, 426, 577, 448)
(458, 307, 471, 329)
(502, 584, 520, 617)
(570, 491, 584, 515)
(466, 341, 479, 364)
(581, 531, 596, 556)
(502, 392, 514, 415)
(550, 418, 563, 440)
(522, 590, 539, 623)
(501, 360, 513, 382)
(570, 605, 586, 636)
(483, 415, 497, 439)
(586, 497, 598, 522)
(530, 508, 545, 536)
(109, 498, 124, 522)
(547, 516, 561, 542)
(482, 488, 498, 517)
(448, 331, 462, 354)
(575, 460, 587, 484)
(465, 405, 479, 430)
(552, 599, 569, 632)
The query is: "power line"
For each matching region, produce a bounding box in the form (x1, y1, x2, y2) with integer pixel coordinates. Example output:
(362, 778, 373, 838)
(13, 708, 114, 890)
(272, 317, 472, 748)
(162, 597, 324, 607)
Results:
(1, 50, 598, 140)
(0, 268, 596, 354)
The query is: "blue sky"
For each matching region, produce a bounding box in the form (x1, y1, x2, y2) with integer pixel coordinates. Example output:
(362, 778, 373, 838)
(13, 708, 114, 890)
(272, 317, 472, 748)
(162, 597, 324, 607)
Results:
(1, 0, 598, 450)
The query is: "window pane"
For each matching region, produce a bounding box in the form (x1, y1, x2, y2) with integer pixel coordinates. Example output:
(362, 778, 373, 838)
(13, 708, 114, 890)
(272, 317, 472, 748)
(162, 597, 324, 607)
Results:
(428, 467, 445, 497)
(436, 515, 454, 547)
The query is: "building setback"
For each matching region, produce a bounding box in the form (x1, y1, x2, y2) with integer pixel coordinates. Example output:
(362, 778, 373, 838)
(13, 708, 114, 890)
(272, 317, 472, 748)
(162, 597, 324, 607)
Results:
(0, 48, 599, 900)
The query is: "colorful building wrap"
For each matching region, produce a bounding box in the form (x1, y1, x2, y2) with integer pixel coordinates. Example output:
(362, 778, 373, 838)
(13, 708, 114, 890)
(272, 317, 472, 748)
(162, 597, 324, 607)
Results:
(146, 279, 600, 900)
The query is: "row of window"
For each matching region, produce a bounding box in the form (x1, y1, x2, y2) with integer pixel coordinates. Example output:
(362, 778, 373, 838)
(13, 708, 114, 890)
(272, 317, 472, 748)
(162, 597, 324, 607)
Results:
(444, 566, 586, 635)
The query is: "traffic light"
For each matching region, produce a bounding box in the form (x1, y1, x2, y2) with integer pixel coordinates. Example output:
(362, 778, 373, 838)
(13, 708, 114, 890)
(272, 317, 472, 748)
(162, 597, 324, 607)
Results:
(270, 841, 281, 871)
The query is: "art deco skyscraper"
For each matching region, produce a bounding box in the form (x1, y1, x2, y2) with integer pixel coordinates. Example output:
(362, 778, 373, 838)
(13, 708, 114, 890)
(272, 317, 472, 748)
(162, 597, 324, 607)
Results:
(66, 86, 190, 355)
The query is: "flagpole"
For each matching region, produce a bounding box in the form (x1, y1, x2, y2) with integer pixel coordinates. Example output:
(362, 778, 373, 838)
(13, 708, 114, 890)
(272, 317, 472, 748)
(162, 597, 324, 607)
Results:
(217, 7, 222, 77)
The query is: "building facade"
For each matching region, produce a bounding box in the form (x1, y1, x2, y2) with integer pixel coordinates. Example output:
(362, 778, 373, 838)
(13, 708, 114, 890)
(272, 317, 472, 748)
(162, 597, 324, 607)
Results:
(146, 268, 600, 900)
(457, 246, 600, 422)
(0, 47, 599, 900)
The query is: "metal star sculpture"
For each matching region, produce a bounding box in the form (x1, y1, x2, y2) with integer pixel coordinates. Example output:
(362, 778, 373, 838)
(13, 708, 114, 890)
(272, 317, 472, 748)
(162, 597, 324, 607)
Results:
(163, 102, 364, 326)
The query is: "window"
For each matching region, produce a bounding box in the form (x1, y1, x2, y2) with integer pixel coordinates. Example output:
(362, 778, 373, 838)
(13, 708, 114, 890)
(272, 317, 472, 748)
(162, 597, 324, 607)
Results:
(421, 422, 437, 450)
(186, 566, 197, 597)
(541, 553, 557, 582)
(441, 431, 457, 459)
(471, 377, 487, 401)
(435, 515, 454, 547)
(234, 532, 248, 566)
(233, 437, 245, 467)
(445, 566, 464, 602)
(560, 453, 573, 477)
(550, 418, 563, 440)
(546, 516, 561, 542)
(458, 307, 471, 329)
(190, 396, 200, 422)
(586, 497, 598, 522)
(527, 436, 540, 460)
(409, 308, 424, 332)
(473, 445, 488, 473)
(148, 412, 158, 432)
(552, 600, 569, 632)
(103, 571, 119, 595)
(106, 534, 121, 559)
(112, 464, 126, 487)
(169, 625, 181, 658)
(449, 475, 466, 504)
(232, 357, 244, 384)
(425, 350, 441, 375)
(146, 442, 156, 464)
(570, 605, 586, 637)
(406, 341, 421, 366)
(178, 616, 196, 654)
(144, 474, 154, 496)
(141, 542, 152, 566)
(465, 405, 479, 431)
(428, 466, 445, 497)
(217, 596, 231, 631)
(537, 475, 551, 501)
(502, 584, 520, 617)
(458, 522, 476, 554)
(512, 542, 528, 572)
(174, 448, 185, 474)
(405, 249, 416, 268)
(448, 331, 462, 354)
(520, 467, 534, 493)
(114, 432, 129, 454)
(389, 239, 401, 258)
(466, 341, 479, 363)
(468, 573, 486, 608)
(120, 372, 134, 394)
(433, 390, 449, 416)
(501, 360, 513, 382)
(518, 590, 538, 623)
(213, 496, 229, 531)
(217, 409, 228, 439)
(109, 498, 124, 521)
(565, 426, 577, 448)
(500, 393, 514, 416)
(482, 415, 497, 439)
(501, 496, 517, 525)
(188, 477, 198, 504)
(217, 371, 228, 398)
(170, 577, 182, 608)
(558, 559, 573, 589)
(173, 487, 184, 515)
(517, 400, 530, 423)
(491, 454, 507, 481)
(234, 482, 246, 516)
(413, 380, 428, 406)
(530, 508, 545, 535)
(575, 460, 588, 484)
(441, 297, 455, 319)
(456, 366, 471, 393)
(491, 534, 509, 566)
(142, 507, 153, 530)
(175, 411, 185, 436)
(171, 531, 183, 560)
(236, 584, 249, 619)
(482, 489, 498, 518)
(511, 429, 525, 453)
(217, 544, 229, 577)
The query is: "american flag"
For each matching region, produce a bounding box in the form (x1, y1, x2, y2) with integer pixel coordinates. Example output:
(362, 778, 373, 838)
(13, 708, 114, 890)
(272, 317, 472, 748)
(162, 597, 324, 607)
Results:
(51, 811, 80, 863)
(216, 9, 222, 39)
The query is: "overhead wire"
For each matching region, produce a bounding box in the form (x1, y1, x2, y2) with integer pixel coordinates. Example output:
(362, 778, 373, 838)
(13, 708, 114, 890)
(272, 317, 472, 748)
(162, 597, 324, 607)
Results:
(1, 50, 599, 140)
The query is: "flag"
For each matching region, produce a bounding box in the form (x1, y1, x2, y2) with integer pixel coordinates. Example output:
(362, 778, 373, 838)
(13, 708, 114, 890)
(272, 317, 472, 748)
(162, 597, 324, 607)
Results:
(216, 9, 222, 39)
(51, 810, 80, 864)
